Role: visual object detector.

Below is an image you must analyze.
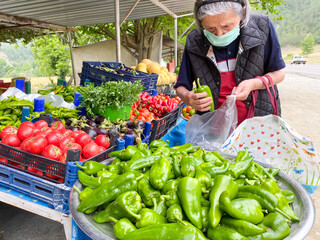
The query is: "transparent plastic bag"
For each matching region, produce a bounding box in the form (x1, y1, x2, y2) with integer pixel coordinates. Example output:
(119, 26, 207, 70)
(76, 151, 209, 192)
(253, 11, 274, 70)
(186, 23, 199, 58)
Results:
(185, 95, 238, 151)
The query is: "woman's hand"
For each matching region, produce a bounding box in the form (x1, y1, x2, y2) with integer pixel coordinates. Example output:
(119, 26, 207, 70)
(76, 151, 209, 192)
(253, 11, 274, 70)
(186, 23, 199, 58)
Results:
(185, 90, 213, 112)
(232, 79, 257, 101)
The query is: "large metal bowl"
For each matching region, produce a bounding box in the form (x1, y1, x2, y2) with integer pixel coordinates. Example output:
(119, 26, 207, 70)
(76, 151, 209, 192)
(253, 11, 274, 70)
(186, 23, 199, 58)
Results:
(69, 159, 315, 240)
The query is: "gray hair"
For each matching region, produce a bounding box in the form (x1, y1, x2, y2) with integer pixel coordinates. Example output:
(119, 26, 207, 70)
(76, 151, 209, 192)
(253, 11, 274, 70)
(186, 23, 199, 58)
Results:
(194, 0, 250, 31)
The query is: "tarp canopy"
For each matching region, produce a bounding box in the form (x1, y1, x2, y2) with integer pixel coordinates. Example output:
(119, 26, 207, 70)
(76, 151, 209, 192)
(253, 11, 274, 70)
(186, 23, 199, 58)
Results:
(0, 0, 195, 28)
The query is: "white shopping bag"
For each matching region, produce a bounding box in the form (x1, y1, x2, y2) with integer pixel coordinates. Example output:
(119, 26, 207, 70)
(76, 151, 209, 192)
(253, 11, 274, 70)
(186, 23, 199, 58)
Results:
(222, 115, 320, 194)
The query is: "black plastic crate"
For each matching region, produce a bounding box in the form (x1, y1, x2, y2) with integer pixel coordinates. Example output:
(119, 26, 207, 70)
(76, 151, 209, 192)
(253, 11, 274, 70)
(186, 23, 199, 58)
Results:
(80, 61, 157, 95)
(149, 101, 184, 141)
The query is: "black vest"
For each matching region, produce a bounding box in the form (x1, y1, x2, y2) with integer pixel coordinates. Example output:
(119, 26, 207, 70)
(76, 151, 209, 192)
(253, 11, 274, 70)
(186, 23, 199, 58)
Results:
(185, 13, 281, 116)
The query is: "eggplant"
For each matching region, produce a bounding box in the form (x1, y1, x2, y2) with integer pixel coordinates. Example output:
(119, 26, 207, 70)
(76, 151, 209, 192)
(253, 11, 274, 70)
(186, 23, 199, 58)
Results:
(84, 127, 98, 139)
(66, 125, 79, 131)
(94, 127, 109, 136)
(133, 119, 145, 130)
(79, 115, 88, 121)
(87, 120, 97, 128)
(65, 118, 72, 126)
(125, 120, 134, 129)
(94, 115, 104, 124)
(125, 128, 134, 135)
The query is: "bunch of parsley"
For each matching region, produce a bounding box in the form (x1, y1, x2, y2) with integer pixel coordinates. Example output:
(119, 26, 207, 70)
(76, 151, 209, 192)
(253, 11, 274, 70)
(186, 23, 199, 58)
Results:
(81, 80, 144, 117)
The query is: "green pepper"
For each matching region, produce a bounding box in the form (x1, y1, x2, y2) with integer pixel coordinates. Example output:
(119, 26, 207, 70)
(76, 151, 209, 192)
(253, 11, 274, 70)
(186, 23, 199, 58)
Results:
(149, 140, 169, 150)
(203, 152, 223, 163)
(219, 191, 264, 224)
(108, 217, 137, 240)
(127, 155, 161, 170)
(180, 155, 196, 177)
(245, 162, 266, 181)
(149, 157, 172, 190)
(249, 213, 290, 240)
(93, 191, 142, 223)
(201, 198, 210, 207)
(109, 145, 140, 161)
(236, 178, 246, 187)
(162, 179, 178, 194)
(0, 100, 34, 111)
(192, 147, 205, 160)
(172, 155, 183, 178)
(143, 168, 150, 180)
(154, 197, 167, 217)
(207, 226, 250, 240)
(200, 160, 230, 178)
(275, 192, 300, 221)
(77, 170, 104, 189)
(126, 207, 167, 228)
(195, 166, 212, 194)
(195, 78, 214, 112)
(267, 167, 280, 176)
(201, 206, 210, 233)
(122, 222, 208, 240)
(76, 161, 107, 175)
(177, 177, 202, 229)
(229, 156, 253, 179)
(161, 189, 180, 207)
(73, 186, 97, 214)
(221, 217, 267, 236)
(166, 204, 186, 225)
(152, 146, 170, 157)
(96, 170, 118, 179)
(208, 175, 238, 228)
(77, 171, 142, 212)
(169, 143, 195, 154)
(236, 185, 293, 221)
(137, 142, 151, 156)
(137, 177, 160, 207)
(280, 189, 295, 203)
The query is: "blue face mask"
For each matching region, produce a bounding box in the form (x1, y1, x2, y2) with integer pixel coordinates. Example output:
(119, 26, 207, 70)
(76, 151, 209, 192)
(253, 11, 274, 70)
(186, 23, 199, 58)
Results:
(204, 25, 240, 47)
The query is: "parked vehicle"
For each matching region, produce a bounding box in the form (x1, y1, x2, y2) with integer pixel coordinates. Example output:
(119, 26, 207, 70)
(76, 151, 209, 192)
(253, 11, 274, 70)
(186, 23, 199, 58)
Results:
(291, 56, 306, 65)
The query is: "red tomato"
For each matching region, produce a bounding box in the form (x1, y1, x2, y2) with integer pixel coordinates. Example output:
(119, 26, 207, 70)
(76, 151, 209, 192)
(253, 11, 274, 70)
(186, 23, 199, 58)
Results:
(25, 135, 48, 155)
(82, 142, 100, 159)
(34, 120, 48, 129)
(71, 130, 86, 139)
(62, 142, 82, 155)
(34, 126, 52, 136)
(42, 144, 63, 161)
(46, 132, 61, 147)
(17, 122, 35, 141)
(50, 121, 65, 133)
(33, 128, 41, 136)
(59, 153, 67, 164)
(94, 135, 110, 149)
(0, 126, 18, 139)
(0, 157, 8, 164)
(63, 129, 73, 138)
(60, 137, 74, 150)
(99, 146, 107, 152)
(52, 130, 64, 141)
(20, 136, 33, 151)
(75, 133, 93, 148)
(27, 166, 38, 173)
(2, 134, 21, 147)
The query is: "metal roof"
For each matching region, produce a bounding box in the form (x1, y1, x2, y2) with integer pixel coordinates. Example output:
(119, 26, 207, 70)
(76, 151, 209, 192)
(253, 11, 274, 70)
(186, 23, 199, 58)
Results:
(0, 0, 195, 28)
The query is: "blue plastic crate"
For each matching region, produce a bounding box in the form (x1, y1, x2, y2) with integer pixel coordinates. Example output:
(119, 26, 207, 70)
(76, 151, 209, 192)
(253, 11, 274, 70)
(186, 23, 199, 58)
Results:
(80, 61, 157, 95)
(0, 161, 81, 214)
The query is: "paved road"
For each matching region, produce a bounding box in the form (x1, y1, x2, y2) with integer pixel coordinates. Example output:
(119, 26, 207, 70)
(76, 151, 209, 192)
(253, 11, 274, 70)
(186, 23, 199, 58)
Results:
(285, 63, 320, 79)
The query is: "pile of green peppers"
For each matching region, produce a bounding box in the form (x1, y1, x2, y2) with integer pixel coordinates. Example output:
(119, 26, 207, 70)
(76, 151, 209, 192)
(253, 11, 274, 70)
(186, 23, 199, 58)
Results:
(75, 140, 299, 240)
(38, 85, 87, 103)
(0, 96, 34, 130)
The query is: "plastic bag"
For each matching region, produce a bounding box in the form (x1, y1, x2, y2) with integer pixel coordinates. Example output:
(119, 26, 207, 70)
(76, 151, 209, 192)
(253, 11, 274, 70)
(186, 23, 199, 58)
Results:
(222, 115, 320, 194)
(186, 95, 238, 152)
(0, 87, 76, 110)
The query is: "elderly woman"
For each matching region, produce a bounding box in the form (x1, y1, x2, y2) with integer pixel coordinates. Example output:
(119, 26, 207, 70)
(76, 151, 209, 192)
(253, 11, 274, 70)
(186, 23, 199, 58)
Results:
(175, 0, 285, 124)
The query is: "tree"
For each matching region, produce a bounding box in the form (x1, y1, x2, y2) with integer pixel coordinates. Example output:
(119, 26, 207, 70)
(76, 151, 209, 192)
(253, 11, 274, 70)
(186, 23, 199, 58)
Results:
(301, 33, 315, 56)
(31, 35, 71, 79)
(0, 58, 13, 77)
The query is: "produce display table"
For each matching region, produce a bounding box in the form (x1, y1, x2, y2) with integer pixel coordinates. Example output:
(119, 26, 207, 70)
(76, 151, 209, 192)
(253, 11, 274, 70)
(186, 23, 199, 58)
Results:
(0, 184, 72, 239)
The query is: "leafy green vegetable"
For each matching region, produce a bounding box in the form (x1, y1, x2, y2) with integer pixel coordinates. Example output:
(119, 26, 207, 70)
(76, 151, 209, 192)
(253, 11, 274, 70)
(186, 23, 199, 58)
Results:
(81, 80, 144, 117)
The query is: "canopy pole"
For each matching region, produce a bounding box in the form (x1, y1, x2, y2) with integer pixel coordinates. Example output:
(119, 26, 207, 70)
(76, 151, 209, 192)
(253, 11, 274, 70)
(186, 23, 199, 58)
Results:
(67, 31, 76, 85)
(174, 17, 178, 68)
(178, 20, 195, 40)
(114, 0, 121, 62)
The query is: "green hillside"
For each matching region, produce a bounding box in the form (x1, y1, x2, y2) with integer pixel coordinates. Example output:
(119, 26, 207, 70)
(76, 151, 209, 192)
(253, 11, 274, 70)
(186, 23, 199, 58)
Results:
(276, 0, 320, 46)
